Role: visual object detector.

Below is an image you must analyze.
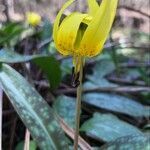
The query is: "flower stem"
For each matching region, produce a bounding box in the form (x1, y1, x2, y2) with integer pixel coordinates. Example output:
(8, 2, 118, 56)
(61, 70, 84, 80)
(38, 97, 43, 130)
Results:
(74, 57, 84, 150)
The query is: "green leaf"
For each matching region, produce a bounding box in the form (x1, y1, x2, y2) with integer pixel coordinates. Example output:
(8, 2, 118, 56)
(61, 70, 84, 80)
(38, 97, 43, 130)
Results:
(84, 58, 117, 88)
(80, 113, 144, 142)
(83, 93, 150, 117)
(83, 78, 116, 89)
(100, 135, 150, 150)
(90, 58, 115, 79)
(0, 49, 36, 63)
(48, 42, 57, 55)
(33, 57, 61, 89)
(53, 95, 76, 128)
(60, 58, 72, 77)
(0, 64, 68, 150)
(15, 141, 37, 150)
(0, 49, 61, 89)
(39, 19, 53, 53)
(41, 19, 53, 40)
(0, 22, 24, 45)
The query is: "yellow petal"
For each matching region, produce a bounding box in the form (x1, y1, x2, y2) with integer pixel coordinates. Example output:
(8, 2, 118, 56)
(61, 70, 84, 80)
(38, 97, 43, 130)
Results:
(87, 0, 99, 16)
(55, 12, 87, 56)
(80, 0, 118, 57)
(56, 12, 87, 55)
(53, 0, 75, 43)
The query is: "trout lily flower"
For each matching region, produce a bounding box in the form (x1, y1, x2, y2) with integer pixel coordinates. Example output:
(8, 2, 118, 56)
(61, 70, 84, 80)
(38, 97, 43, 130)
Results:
(53, 0, 118, 75)
(53, 1, 118, 149)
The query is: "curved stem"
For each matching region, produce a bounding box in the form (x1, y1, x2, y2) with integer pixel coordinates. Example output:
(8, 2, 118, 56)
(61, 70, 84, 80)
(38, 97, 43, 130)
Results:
(74, 57, 84, 150)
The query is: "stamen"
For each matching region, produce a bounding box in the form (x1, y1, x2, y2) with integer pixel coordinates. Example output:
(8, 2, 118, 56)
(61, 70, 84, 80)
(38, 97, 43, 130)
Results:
(71, 67, 80, 87)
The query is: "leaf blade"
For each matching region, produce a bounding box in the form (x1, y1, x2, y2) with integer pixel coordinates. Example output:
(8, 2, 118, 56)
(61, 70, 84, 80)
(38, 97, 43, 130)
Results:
(100, 135, 150, 150)
(80, 112, 144, 142)
(0, 64, 68, 150)
(83, 93, 150, 117)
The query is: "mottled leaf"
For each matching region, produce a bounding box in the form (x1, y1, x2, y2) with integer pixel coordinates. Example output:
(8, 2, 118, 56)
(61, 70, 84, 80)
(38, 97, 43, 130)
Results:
(0, 22, 24, 45)
(83, 93, 150, 117)
(84, 58, 117, 88)
(53, 95, 76, 128)
(0, 64, 68, 150)
(80, 113, 144, 142)
(89, 58, 115, 79)
(0, 49, 48, 63)
(0, 49, 36, 63)
(39, 19, 53, 53)
(101, 135, 150, 150)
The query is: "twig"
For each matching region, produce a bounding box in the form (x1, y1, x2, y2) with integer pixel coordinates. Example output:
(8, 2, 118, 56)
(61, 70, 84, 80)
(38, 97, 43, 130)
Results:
(2, 0, 10, 21)
(108, 77, 146, 86)
(84, 86, 150, 93)
(104, 37, 150, 51)
(59, 118, 92, 150)
(117, 45, 150, 51)
(34, 81, 150, 93)
(24, 129, 30, 150)
(119, 5, 150, 18)
(119, 62, 150, 68)
(37, 38, 52, 50)
(55, 86, 150, 94)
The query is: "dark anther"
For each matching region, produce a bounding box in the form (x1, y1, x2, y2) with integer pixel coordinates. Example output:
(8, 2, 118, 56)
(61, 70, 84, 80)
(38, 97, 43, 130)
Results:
(71, 67, 80, 88)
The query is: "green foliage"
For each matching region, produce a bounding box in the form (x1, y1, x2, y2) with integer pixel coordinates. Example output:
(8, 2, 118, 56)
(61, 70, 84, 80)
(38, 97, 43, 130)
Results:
(40, 19, 53, 40)
(0, 64, 68, 150)
(53, 95, 76, 128)
(80, 113, 144, 142)
(83, 93, 150, 117)
(15, 141, 37, 150)
(0, 22, 24, 46)
(100, 135, 150, 150)
(39, 19, 53, 53)
(84, 56, 117, 88)
(0, 49, 38, 63)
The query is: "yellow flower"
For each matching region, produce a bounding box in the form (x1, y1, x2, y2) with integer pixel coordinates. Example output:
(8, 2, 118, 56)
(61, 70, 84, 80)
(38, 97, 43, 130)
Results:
(26, 12, 41, 26)
(53, 1, 118, 146)
(53, 0, 118, 74)
(53, 0, 118, 57)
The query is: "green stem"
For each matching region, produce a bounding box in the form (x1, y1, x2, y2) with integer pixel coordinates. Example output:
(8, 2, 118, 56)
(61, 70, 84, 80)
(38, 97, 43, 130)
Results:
(74, 57, 84, 150)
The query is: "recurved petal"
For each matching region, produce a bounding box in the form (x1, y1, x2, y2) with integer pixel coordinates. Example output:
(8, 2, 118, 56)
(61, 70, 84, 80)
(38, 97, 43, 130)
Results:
(53, 0, 75, 43)
(87, 0, 99, 16)
(56, 12, 87, 55)
(80, 0, 118, 57)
